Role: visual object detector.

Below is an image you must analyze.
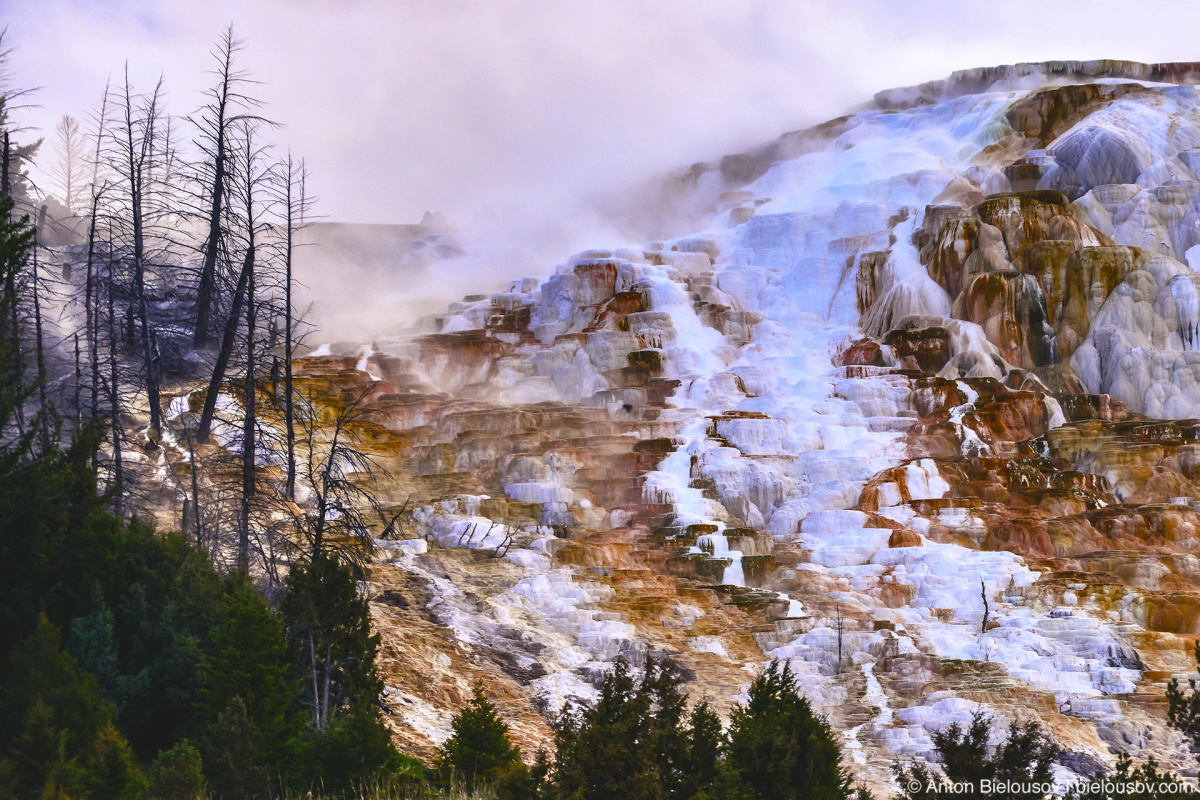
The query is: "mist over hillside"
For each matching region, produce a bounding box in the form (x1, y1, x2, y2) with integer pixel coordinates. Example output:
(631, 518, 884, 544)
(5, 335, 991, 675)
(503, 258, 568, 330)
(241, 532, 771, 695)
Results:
(11, 4, 1200, 799)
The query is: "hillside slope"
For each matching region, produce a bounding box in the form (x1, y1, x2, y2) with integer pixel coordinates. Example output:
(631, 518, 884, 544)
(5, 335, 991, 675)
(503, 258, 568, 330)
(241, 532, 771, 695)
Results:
(287, 61, 1200, 791)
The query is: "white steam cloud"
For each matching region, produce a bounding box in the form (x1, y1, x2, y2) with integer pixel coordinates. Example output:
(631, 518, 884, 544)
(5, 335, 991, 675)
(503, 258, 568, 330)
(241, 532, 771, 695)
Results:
(9, 0, 1200, 336)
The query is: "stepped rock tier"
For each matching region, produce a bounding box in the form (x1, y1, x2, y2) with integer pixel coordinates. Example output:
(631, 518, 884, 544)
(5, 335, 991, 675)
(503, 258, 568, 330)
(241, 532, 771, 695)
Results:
(310, 61, 1200, 790)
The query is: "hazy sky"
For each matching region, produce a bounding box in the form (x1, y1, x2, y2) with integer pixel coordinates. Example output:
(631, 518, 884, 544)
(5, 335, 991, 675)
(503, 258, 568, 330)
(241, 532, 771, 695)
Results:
(7, 0, 1200, 227)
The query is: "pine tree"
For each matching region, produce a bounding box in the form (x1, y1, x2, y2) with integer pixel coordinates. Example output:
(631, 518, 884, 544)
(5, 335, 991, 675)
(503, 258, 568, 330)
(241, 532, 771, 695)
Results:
(0, 615, 145, 800)
(682, 703, 738, 799)
(204, 696, 260, 800)
(436, 682, 522, 790)
(80, 724, 147, 800)
(282, 552, 384, 731)
(551, 656, 703, 800)
(68, 591, 149, 723)
(1067, 753, 1200, 800)
(146, 739, 206, 800)
(643, 657, 691, 798)
(292, 704, 400, 794)
(0, 699, 80, 798)
(281, 552, 397, 792)
(893, 711, 1057, 800)
(726, 661, 850, 800)
(496, 748, 551, 800)
(199, 579, 295, 779)
(552, 658, 655, 800)
(0, 616, 111, 756)
(0, 33, 43, 207)
(1167, 641, 1200, 750)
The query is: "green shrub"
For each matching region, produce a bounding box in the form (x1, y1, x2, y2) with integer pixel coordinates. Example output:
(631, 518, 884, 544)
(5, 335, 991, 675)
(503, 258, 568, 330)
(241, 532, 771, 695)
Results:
(894, 711, 1056, 800)
(147, 740, 206, 800)
(437, 682, 522, 791)
(726, 661, 850, 800)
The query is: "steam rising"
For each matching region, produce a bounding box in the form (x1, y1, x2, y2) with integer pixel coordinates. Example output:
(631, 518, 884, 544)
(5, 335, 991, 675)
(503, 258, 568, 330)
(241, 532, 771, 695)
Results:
(11, 0, 1200, 336)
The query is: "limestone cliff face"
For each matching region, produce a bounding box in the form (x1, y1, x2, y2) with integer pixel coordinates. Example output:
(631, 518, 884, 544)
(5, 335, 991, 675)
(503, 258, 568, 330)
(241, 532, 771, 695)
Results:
(297, 62, 1200, 792)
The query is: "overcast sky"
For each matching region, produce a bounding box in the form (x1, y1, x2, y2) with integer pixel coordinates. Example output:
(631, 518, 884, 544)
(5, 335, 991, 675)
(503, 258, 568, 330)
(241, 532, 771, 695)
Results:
(6, 0, 1200, 227)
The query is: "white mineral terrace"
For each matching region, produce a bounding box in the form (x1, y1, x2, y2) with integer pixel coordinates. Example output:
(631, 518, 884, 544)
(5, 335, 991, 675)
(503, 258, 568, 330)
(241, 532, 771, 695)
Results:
(377, 71, 1200, 771)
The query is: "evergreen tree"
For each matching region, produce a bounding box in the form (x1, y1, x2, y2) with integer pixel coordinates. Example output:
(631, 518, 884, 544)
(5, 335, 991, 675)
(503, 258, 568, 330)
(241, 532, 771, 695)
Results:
(553, 658, 656, 800)
(496, 748, 551, 800)
(292, 705, 403, 793)
(199, 579, 295, 789)
(1067, 753, 1200, 800)
(726, 661, 850, 800)
(0, 616, 111, 755)
(552, 656, 702, 800)
(0, 615, 145, 799)
(0, 38, 43, 207)
(79, 725, 147, 800)
(105, 527, 227, 754)
(204, 697, 260, 800)
(643, 658, 692, 799)
(281, 551, 398, 791)
(682, 702, 747, 800)
(282, 552, 384, 730)
(0, 194, 78, 658)
(437, 682, 522, 790)
(1167, 641, 1200, 750)
(894, 711, 1057, 800)
(1, 699, 83, 799)
(146, 740, 206, 800)
(69, 591, 150, 724)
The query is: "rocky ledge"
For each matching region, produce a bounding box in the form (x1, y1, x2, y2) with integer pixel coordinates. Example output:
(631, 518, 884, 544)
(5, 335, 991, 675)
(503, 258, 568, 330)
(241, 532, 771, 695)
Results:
(296, 62, 1200, 794)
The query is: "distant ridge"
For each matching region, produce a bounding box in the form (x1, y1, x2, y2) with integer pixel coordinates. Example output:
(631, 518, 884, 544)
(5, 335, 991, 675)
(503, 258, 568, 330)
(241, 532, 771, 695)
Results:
(874, 59, 1200, 109)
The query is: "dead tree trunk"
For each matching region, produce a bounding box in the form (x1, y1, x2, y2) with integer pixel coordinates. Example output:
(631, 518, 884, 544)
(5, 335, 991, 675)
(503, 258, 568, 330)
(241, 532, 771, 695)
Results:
(73, 333, 82, 432)
(308, 635, 322, 730)
(282, 156, 301, 500)
(31, 244, 50, 450)
(5, 284, 23, 439)
(239, 244, 256, 570)
(84, 188, 103, 428)
(193, 101, 229, 347)
(193, 27, 252, 348)
(121, 75, 163, 442)
(106, 250, 124, 516)
(185, 424, 204, 550)
(980, 577, 990, 662)
(196, 243, 253, 443)
(836, 603, 844, 674)
(85, 90, 110, 436)
(2, 132, 9, 205)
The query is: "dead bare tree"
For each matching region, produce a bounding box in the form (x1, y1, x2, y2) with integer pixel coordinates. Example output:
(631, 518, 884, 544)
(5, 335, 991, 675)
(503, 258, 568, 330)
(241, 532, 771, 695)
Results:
(83, 182, 107, 430)
(0, 30, 43, 208)
(235, 123, 267, 570)
(190, 26, 261, 348)
(2, 136, 25, 438)
(836, 603, 844, 675)
(291, 379, 383, 564)
(83, 86, 111, 431)
(275, 153, 313, 501)
(980, 576, 990, 662)
(29, 243, 50, 450)
(72, 332, 81, 432)
(113, 68, 165, 442)
(104, 225, 124, 515)
(195, 107, 277, 447)
(51, 114, 87, 214)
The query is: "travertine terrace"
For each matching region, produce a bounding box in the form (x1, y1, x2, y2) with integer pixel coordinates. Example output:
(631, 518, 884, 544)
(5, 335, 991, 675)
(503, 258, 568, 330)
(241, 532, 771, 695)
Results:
(296, 61, 1200, 791)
